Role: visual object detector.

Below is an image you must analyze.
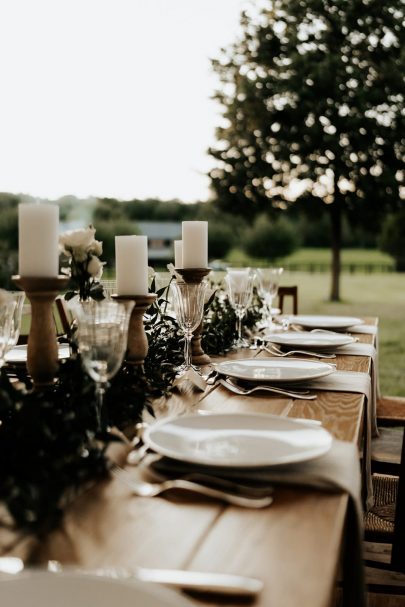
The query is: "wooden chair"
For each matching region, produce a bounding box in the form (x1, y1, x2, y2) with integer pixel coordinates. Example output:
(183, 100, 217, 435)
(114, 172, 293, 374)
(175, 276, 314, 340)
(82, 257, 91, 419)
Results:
(372, 397, 405, 476)
(364, 426, 405, 593)
(278, 286, 298, 314)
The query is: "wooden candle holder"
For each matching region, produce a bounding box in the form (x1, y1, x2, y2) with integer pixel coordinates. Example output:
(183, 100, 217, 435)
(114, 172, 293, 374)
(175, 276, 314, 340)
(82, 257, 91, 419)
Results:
(175, 267, 211, 366)
(112, 293, 157, 366)
(12, 275, 69, 389)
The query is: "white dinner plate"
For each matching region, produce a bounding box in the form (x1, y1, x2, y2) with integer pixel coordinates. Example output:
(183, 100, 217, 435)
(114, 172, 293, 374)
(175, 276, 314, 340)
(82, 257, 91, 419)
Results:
(144, 413, 333, 467)
(5, 344, 70, 365)
(214, 358, 335, 383)
(264, 331, 356, 350)
(0, 571, 193, 607)
(288, 315, 364, 330)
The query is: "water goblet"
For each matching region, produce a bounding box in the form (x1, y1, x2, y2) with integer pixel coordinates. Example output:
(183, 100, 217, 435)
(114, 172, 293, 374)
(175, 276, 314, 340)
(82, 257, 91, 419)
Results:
(6, 291, 25, 351)
(225, 268, 255, 349)
(74, 300, 133, 431)
(0, 290, 16, 368)
(257, 267, 284, 334)
(171, 281, 207, 376)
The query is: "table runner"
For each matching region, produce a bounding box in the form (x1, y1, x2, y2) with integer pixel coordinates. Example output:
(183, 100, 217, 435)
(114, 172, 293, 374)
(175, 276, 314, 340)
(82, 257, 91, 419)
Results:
(146, 439, 365, 607)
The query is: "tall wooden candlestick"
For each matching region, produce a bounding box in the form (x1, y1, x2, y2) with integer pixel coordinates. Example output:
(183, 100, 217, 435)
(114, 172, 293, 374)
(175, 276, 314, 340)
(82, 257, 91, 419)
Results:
(12, 275, 69, 388)
(175, 268, 211, 365)
(112, 293, 157, 366)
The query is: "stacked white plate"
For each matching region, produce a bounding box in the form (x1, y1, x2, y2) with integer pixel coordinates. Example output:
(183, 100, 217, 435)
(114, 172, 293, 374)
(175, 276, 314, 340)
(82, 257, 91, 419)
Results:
(264, 331, 357, 351)
(288, 315, 363, 330)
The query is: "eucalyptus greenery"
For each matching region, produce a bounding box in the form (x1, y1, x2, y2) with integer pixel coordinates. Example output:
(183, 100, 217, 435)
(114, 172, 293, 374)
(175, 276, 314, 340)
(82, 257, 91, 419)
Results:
(202, 282, 264, 354)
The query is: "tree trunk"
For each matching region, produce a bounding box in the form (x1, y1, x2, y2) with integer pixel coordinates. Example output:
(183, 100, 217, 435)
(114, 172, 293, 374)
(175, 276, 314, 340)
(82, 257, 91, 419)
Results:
(330, 197, 342, 302)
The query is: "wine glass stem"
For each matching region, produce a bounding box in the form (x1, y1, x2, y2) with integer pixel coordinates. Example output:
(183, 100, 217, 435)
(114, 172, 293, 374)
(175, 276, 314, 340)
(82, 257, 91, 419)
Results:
(184, 331, 193, 369)
(237, 315, 242, 341)
(267, 296, 273, 328)
(95, 382, 106, 432)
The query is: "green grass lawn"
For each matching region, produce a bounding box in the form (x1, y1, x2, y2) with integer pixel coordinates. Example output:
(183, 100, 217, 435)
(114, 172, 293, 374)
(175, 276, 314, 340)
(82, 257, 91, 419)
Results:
(226, 247, 393, 267)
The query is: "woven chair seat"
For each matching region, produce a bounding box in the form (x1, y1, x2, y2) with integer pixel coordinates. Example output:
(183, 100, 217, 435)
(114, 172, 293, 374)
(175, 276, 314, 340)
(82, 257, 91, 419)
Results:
(364, 474, 398, 538)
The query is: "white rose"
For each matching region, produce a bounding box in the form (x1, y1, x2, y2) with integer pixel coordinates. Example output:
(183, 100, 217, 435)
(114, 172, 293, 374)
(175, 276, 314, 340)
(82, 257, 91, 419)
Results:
(87, 255, 104, 280)
(59, 225, 96, 253)
(90, 239, 103, 257)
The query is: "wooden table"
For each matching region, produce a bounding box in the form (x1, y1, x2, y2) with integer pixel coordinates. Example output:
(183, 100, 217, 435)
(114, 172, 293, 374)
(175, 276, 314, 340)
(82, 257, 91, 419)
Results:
(3, 320, 377, 607)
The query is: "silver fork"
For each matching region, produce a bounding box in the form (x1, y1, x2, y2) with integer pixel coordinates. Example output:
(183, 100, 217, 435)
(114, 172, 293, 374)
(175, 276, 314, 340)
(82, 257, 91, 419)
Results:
(219, 377, 317, 400)
(111, 465, 273, 508)
(262, 344, 336, 359)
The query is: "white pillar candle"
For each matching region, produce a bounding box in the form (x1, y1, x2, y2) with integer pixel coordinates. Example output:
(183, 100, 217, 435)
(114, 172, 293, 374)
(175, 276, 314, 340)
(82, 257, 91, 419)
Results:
(182, 221, 208, 268)
(18, 202, 59, 277)
(115, 235, 149, 295)
(174, 240, 183, 268)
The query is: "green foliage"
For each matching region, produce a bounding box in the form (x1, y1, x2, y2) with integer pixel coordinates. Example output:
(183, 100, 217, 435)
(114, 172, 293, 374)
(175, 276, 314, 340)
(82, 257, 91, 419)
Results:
(0, 283, 186, 533)
(244, 214, 299, 260)
(207, 222, 236, 259)
(378, 208, 405, 270)
(202, 282, 263, 354)
(0, 194, 19, 288)
(0, 358, 108, 533)
(209, 0, 404, 218)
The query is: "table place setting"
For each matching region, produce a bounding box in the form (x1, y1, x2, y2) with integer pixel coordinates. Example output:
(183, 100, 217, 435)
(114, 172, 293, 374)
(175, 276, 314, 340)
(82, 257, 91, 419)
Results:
(136, 418, 366, 607)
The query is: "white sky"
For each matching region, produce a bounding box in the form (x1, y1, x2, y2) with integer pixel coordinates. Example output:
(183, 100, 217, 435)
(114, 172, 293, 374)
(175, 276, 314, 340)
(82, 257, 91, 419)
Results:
(0, 0, 247, 202)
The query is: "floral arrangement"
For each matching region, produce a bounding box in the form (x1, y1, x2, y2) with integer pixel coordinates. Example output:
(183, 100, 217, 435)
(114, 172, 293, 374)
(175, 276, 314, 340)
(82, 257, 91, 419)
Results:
(59, 225, 105, 302)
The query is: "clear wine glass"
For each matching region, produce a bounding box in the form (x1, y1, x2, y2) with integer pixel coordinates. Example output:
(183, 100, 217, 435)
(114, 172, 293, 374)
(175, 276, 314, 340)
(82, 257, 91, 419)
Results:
(6, 291, 25, 351)
(171, 281, 207, 376)
(257, 267, 284, 334)
(74, 300, 133, 431)
(225, 268, 254, 349)
(0, 290, 16, 368)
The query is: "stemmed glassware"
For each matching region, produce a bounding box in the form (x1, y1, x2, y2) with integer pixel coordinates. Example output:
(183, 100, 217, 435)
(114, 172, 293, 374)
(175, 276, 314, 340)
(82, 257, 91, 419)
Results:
(6, 292, 25, 351)
(225, 268, 255, 349)
(257, 267, 283, 334)
(171, 281, 207, 376)
(0, 290, 16, 369)
(74, 300, 133, 431)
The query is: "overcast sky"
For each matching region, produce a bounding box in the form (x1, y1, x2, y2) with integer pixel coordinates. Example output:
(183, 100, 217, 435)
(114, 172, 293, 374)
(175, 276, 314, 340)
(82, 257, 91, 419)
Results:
(0, 0, 247, 202)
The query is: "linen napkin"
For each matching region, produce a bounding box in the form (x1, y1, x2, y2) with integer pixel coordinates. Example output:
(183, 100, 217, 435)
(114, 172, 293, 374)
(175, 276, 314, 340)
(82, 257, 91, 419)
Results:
(338, 343, 379, 437)
(293, 370, 373, 511)
(145, 439, 366, 607)
(349, 324, 378, 336)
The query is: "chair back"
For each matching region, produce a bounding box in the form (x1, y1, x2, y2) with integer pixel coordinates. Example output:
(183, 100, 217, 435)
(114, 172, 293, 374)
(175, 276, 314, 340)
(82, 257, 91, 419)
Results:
(278, 286, 298, 314)
(391, 429, 405, 572)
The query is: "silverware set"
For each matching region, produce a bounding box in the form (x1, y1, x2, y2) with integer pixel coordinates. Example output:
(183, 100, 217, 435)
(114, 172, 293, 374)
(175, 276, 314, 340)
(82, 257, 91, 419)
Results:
(218, 376, 317, 399)
(111, 464, 273, 509)
(260, 343, 336, 359)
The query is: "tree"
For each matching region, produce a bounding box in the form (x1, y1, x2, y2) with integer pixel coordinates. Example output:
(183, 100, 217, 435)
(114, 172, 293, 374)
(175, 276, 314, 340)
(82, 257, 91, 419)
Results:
(209, 0, 405, 300)
(244, 214, 299, 260)
(378, 209, 405, 271)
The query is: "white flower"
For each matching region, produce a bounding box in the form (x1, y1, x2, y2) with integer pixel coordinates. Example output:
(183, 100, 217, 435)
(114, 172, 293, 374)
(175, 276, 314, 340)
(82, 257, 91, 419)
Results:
(90, 240, 103, 257)
(60, 225, 95, 249)
(87, 255, 104, 280)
